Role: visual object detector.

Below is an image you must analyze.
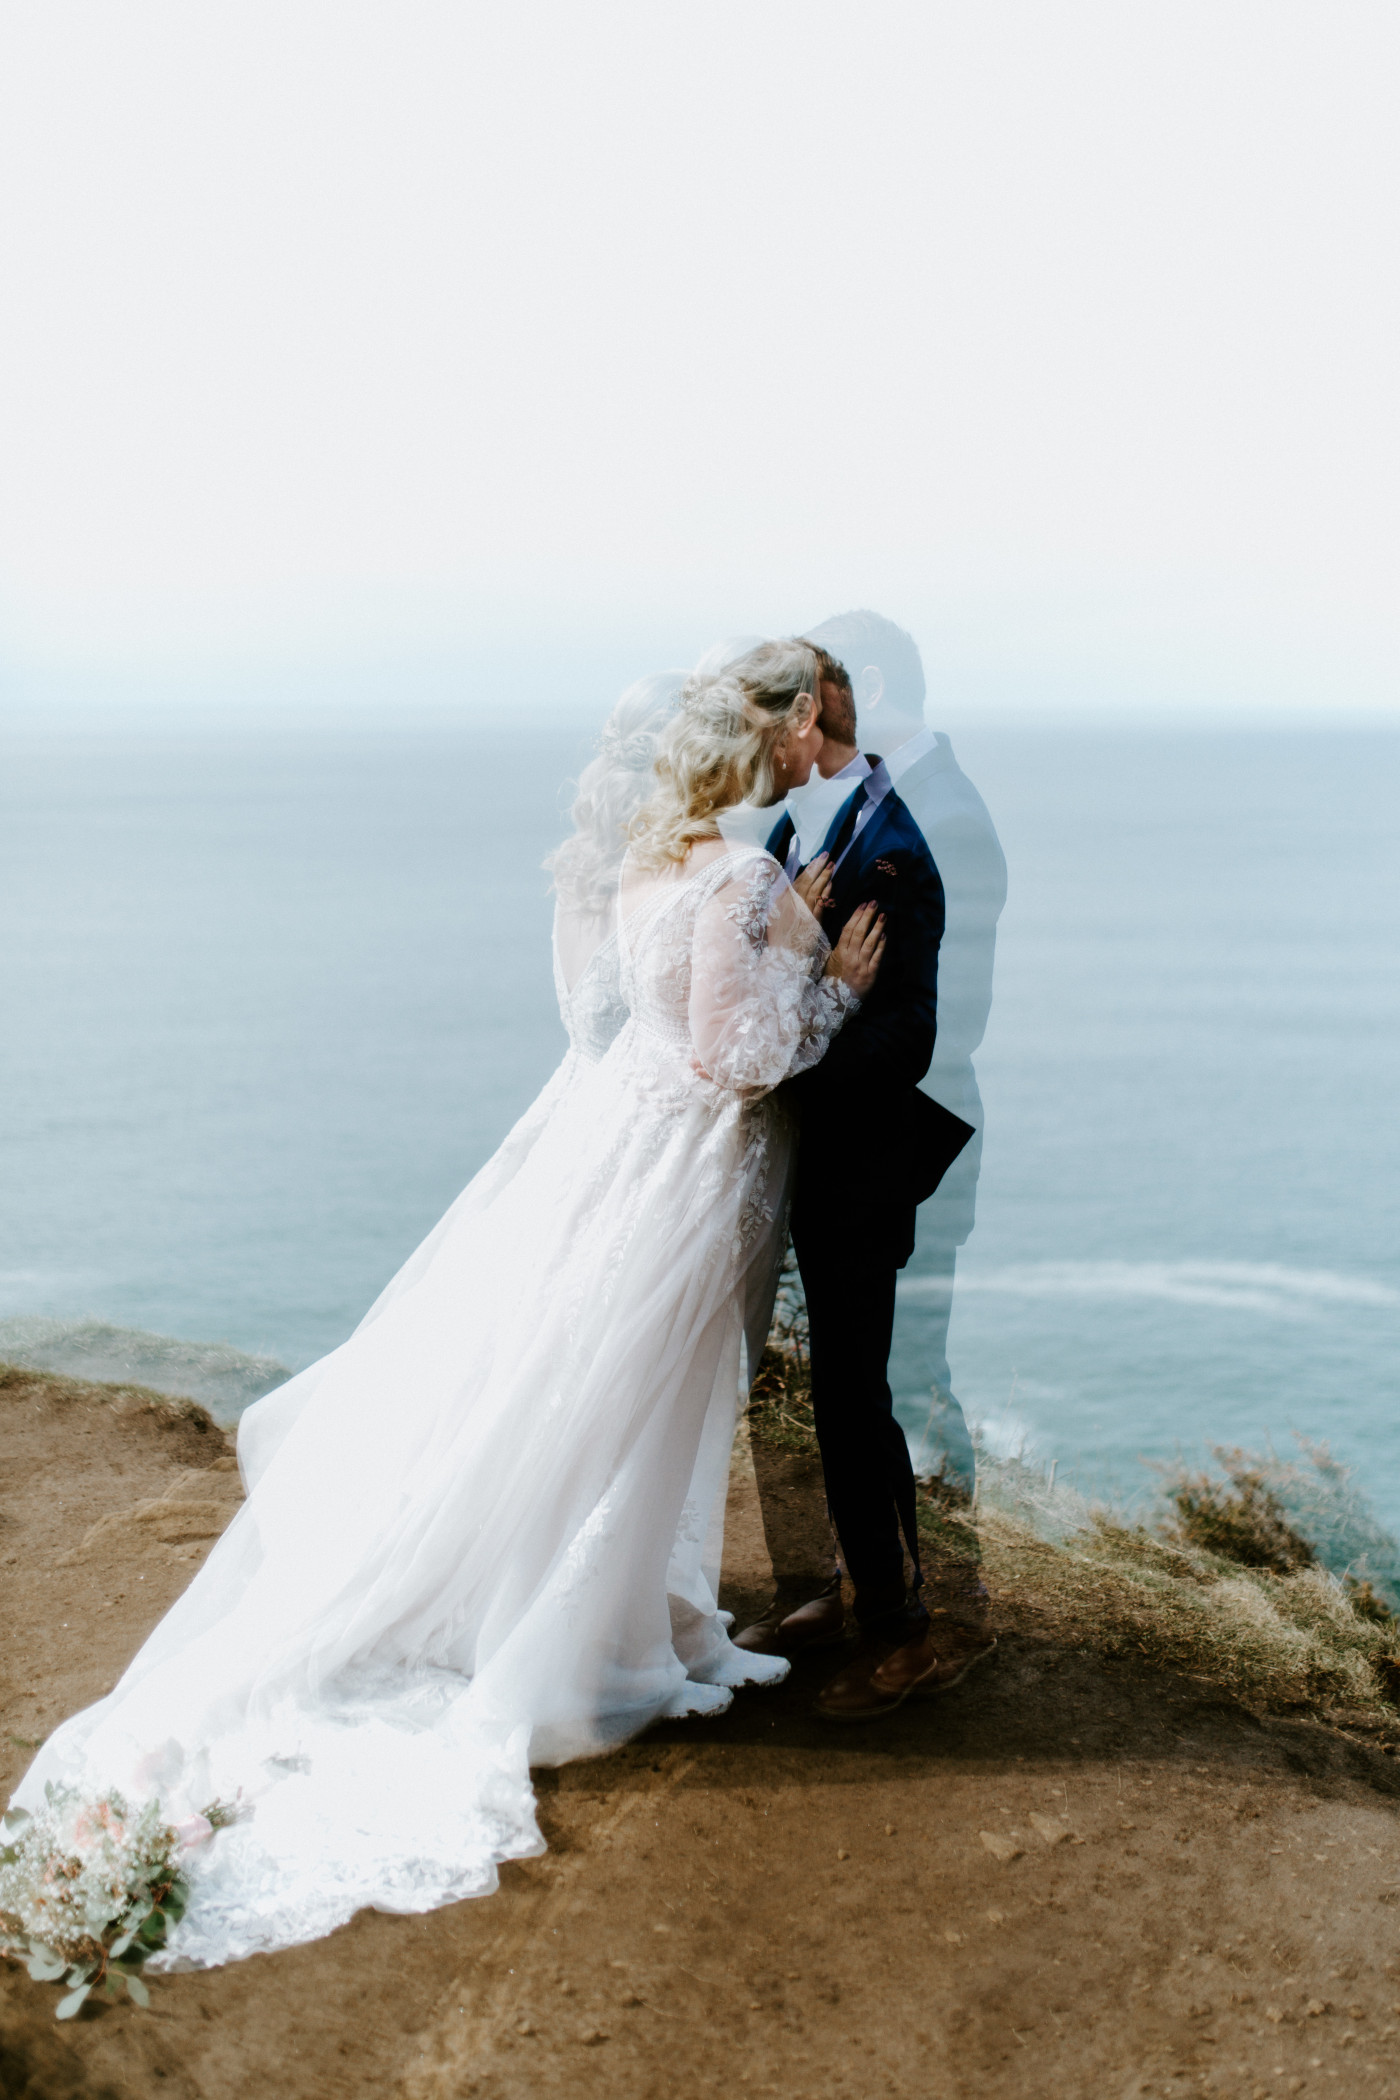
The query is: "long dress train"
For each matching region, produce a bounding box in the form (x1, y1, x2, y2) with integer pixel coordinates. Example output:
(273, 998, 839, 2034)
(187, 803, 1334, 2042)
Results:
(12, 844, 854, 1968)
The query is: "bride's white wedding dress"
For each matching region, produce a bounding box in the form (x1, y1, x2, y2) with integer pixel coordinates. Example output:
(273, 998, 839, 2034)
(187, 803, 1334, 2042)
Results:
(14, 842, 855, 1968)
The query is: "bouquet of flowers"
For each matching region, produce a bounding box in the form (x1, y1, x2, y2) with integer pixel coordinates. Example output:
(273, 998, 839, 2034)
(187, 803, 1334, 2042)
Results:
(0, 1782, 236, 2017)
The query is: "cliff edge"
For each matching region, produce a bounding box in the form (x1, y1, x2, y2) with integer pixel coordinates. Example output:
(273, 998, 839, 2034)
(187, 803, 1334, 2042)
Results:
(4, 1364, 1400, 2100)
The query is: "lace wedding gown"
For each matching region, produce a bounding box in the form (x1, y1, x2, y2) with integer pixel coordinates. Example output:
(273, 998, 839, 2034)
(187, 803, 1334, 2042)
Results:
(13, 843, 855, 1968)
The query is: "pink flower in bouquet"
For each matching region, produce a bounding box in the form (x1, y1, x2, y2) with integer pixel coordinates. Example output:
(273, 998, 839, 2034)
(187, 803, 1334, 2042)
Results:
(172, 1814, 214, 1851)
(71, 1803, 124, 1851)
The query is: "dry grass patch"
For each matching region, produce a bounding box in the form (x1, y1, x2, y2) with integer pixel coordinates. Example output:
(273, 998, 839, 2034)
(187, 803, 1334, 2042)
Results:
(744, 1345, 818, 1456)
(0, 1362, 232, 1448)
(747, 1333, 1400, 1741)
(978, 1500, 1400, 1740)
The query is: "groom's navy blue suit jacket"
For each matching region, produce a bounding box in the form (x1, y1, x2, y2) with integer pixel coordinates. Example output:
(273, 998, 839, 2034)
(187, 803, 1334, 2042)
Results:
(766, 763, 947, 1263)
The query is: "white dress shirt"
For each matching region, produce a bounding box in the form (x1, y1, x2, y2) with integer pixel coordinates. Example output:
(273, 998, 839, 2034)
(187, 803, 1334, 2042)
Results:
(785, 751, 872, 865)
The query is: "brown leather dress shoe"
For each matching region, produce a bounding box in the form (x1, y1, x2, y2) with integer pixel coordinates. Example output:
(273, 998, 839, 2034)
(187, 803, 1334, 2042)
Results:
(815, 1623, 997, 1721)
(911, 1624, 998, 1695)
(814, 1626, 942, 1722)
(731, 1584, 846, 1657)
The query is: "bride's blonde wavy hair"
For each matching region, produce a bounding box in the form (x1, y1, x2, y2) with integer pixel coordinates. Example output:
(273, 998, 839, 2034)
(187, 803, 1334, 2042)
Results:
(629, 638, 819, 868)
(547, 671, 686, 914)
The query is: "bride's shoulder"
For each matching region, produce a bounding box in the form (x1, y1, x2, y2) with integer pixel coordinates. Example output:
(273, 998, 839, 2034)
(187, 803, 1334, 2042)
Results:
(693, 841, 782, 897)
(621, 839, 782, 918)
(704, 839, 780, 875)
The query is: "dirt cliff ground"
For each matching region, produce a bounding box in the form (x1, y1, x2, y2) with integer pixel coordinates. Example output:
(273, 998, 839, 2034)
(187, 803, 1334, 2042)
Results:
(4, 1365, 1400, 2100)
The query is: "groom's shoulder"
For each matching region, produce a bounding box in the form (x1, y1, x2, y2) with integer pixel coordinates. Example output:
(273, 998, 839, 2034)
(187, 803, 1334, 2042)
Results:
(895, 737, 1002, 848)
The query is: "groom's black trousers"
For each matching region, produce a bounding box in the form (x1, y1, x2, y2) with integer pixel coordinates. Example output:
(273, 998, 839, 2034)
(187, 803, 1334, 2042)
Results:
(789, 1209, 921, 1629)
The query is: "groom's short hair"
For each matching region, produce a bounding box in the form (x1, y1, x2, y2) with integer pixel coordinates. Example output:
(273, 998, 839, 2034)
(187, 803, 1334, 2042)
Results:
(801, 640, 857, 745)
(806, 610, 926, 722)
(807, 642, 850, 691)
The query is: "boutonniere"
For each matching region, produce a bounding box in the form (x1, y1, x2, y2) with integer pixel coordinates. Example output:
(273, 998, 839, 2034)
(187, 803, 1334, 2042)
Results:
(875, 858, 897, 878)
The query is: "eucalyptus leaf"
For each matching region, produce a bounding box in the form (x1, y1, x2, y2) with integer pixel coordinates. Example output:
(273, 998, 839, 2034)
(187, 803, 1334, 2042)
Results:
(124, 1972, 150, 2008)
(2, 1806, 32, 1832)
(56, 1982, 91, 2020)
(25, 1950, 66, 1983)
(109, 1930, 135, 1958)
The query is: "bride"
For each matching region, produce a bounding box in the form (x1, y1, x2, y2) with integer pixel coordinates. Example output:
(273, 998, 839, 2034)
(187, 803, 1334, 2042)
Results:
(11, 638, 884, 1969)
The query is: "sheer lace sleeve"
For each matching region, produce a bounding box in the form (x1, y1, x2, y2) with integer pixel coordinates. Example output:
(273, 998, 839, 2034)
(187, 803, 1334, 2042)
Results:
(688, 853, 859, 1093)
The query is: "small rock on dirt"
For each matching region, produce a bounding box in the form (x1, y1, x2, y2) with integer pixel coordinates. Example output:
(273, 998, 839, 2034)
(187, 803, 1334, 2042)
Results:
(1028, 1813, 1071, 1847)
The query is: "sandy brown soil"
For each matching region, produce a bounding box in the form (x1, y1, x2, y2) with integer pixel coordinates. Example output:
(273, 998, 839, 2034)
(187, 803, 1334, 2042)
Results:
(5, 1366, 1400, 2100)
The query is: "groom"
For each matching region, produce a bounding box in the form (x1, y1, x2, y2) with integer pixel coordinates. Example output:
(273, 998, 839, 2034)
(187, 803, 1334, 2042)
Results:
(801, 611, 1007, 1509)
(741, 641, 991, 1719)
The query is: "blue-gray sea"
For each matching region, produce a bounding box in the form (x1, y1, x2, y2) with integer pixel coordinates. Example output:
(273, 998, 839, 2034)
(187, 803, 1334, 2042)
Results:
(3, 716, 1398, 1535)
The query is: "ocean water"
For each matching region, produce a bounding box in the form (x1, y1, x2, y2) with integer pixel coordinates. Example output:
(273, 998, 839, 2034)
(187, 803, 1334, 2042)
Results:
(3, 718, 1398, 1529)
(912, 724, 1400, 1522)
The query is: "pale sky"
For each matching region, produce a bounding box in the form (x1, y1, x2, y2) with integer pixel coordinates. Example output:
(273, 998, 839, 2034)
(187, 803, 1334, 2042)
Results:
(2, 1, 1397, 716)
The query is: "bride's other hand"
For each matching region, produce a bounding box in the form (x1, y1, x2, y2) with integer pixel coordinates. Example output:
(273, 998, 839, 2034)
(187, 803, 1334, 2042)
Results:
(792, 851, 833, 917)
(825, 902, 884, 998)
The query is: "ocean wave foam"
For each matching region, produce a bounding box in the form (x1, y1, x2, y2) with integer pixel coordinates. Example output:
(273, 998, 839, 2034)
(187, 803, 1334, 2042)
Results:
(899, 1260, 1400, 1320)
(0, 1318, 290, 1425)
